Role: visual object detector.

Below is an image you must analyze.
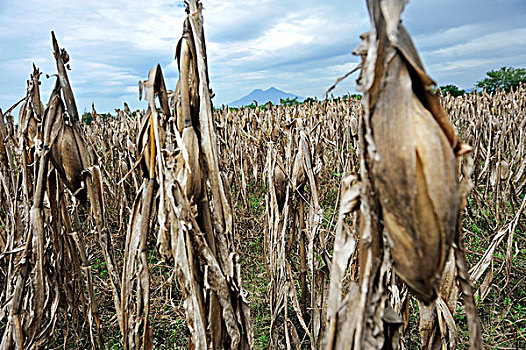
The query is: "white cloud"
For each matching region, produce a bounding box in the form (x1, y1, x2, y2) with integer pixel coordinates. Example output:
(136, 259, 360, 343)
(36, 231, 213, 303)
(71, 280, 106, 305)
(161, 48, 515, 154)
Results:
(125, 85, 139, 93)
(431, 28, 526, 59)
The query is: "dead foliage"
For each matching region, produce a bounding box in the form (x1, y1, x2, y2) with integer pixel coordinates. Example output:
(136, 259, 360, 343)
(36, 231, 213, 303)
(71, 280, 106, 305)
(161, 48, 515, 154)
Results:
(120, 1, 252, 349)
(0, 32, 113, 349)
(0, 1, 525, 349)
(324, 0, 481, 349)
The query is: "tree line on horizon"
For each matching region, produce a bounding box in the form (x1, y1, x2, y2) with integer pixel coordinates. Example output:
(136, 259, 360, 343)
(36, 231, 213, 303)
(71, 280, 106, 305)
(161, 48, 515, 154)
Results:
(440, 66, 526, 97)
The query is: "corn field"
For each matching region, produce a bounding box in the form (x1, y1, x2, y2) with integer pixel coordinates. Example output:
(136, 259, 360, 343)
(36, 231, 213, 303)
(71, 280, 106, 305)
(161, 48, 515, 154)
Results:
(0, 0, 525, 349)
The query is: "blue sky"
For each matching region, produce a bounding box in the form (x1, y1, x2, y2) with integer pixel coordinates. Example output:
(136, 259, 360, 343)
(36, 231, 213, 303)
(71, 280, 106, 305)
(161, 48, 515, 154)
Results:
(1, 0, 525, 113)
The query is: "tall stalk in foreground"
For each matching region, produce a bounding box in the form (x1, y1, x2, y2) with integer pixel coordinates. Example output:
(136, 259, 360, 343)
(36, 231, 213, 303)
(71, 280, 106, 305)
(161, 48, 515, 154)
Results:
(121, 1, 252, 348)
(0, 32, 114, 349)
(325, 0, 482, 348)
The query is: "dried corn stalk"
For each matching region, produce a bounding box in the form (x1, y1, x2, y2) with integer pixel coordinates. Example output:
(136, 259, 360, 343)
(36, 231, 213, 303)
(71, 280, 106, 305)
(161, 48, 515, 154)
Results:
(120, 1, 251, 348)
(325, 0, 481, 348)
(266, 127, 314, 349)
(324, 174, 361, 349)
(0, 32, 123, 349)
(50, 35, 124, 333)
(264, 111, 336, 349)
(51, 33, 123, 340)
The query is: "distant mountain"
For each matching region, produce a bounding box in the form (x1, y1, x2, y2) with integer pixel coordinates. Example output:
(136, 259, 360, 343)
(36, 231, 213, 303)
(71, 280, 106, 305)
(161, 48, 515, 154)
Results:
(227, 87, 305, 107)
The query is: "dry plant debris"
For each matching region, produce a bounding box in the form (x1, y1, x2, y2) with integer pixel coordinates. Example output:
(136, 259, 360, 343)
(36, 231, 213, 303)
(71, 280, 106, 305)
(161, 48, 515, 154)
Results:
(0, 1, 525, 349)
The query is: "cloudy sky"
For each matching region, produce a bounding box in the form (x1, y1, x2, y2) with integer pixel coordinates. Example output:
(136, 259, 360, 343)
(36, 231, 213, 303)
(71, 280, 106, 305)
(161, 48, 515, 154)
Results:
(1, 0, 525, 113)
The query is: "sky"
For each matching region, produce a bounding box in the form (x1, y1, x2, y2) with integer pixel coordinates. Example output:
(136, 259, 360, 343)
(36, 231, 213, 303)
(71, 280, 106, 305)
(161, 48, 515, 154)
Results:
(1, 0, 525, 114)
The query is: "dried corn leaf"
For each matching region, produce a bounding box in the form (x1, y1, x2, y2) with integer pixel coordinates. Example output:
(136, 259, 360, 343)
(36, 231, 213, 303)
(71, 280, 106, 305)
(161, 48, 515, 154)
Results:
(347, 0, 481, 348)
(359, 24, 458, 303)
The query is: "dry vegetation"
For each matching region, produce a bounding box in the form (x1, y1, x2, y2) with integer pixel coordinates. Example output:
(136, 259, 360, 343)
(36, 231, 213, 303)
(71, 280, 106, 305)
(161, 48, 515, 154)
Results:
(0, 0, 525, 349)
(217, 86, 526, 349)
(1, 87, 524, 348)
